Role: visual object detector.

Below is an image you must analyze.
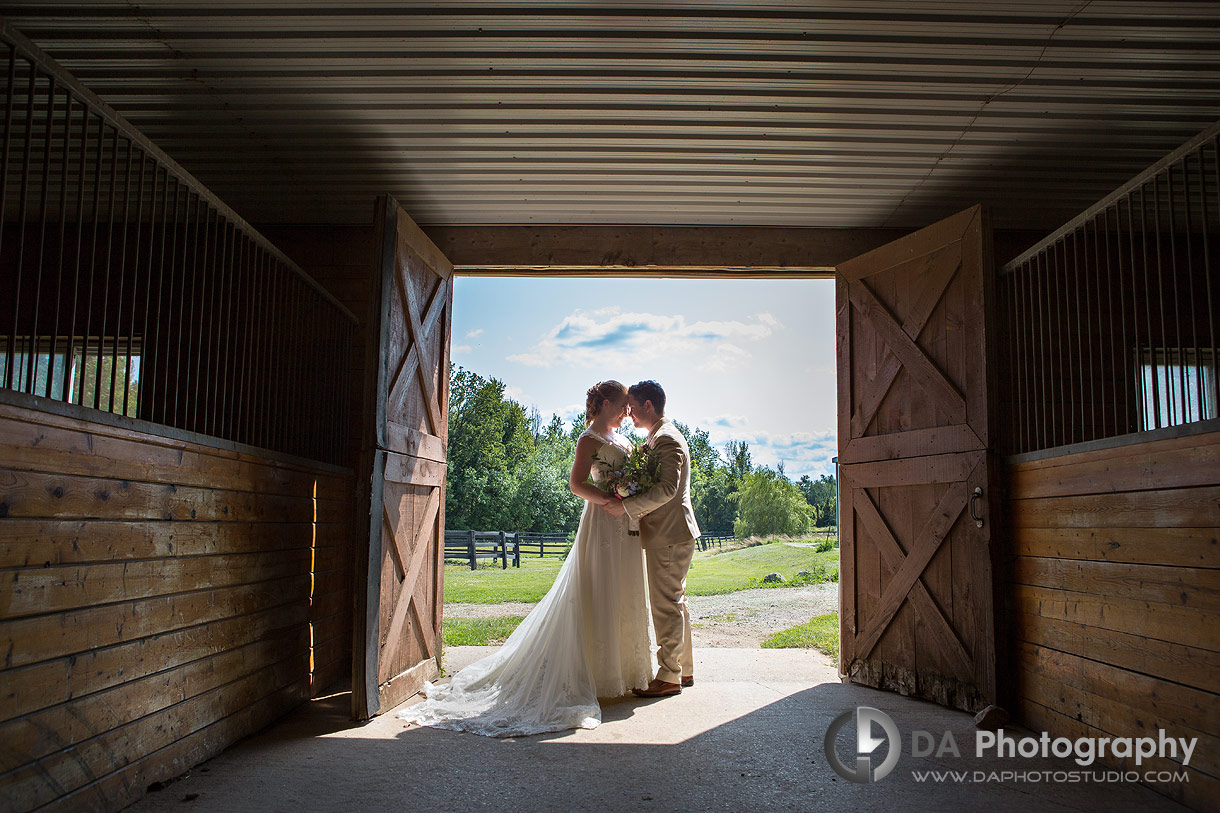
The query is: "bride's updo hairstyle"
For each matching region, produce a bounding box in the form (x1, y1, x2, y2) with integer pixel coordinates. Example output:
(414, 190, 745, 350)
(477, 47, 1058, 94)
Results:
(585, 380, 628, 426)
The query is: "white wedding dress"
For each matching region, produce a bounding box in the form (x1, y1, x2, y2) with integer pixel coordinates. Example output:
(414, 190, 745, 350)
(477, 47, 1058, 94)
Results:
(396, 429, 653, 737)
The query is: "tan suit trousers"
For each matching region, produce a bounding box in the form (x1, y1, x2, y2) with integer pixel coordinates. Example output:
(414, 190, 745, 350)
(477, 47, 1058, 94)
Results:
(645, 541, 695, 684)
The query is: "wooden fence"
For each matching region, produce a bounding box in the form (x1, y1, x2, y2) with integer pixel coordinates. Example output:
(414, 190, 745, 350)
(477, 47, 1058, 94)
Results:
(696, 533, 735, 551)
(445, 529, 810, 566)
(441, 531, 574, 570)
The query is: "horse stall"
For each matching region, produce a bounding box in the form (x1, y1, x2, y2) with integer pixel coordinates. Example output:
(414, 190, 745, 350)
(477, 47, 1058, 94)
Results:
(0, 32, 359, 810)
(832, 123, 1219, 811)
(997, 126, 1220, 808)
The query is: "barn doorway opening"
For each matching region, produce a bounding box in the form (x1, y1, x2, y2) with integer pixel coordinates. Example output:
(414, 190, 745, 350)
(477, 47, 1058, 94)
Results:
(439, 273, 842, 670)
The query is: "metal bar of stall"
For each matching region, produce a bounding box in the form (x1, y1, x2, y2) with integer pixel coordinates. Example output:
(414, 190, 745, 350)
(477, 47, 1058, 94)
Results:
(110, 136, 132, 415)
(1092, 216, 1109, 438)
(1005, 269, 1017, 452)
(95, 125, 119, 411)
(1054, 239, 1071, 446)
(219, 222, 238, 439)
(63, 101, 89, 404)
(1083, 221, 1097, 440)
(49, 86, 73, 400)
(1023, 260, 1037, 453)
(79, 112, 105, 407)
(263, 254, 281, 451)
(1165, 168, 1188, 426)
(1104, 204, 1123, 436)
(194, 205, 214, 434)
(341, 322, 353, 463)
(236, 232, 253, 445)
(1070, 229, 1087, 441)
(326, 303, 341, 463)
(1035, 250, 1050, 450)
(182, 193, 202, 430)
(1179, 155, 1202, 424)
(213, 219, 231, 437)
(161, 177, 183, 424)
(1152, 175, 1173, 426)
(147, 169, 172, 423)
(1137, 184, 1159, 429)
(269, 259, 285, 451)
(29, 73, 56, 397)
(254, 245, 272, 446)
(1, 47, 16, 386)
(138, 167, 162, 421)
(1018, 266, 1030, 452)
(123, 150, 146, 419)
(286, 274, 305, 455)
(11, 63, 36, 391)
(168, 183, 188, 425)
(248, 245, 266, 448)
(1203, 138, 1219, 414)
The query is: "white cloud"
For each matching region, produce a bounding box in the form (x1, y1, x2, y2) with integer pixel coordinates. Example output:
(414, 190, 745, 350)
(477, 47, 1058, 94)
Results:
(506, 308, 780, 369)
(453, 344, 473, 354)
(703, 422, 838, 479)
(697, 343, 751, 372)
(466, 328, 484, 339)
(706, 414, 749, 428)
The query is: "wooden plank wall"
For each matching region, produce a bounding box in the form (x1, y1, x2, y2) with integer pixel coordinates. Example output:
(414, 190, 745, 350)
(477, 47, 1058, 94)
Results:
(1007, 428, 1220, 809)
(0, 399, 354, 812)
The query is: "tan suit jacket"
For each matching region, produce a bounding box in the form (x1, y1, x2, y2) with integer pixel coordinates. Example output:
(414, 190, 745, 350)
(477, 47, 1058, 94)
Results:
(622, 417, 701, 550)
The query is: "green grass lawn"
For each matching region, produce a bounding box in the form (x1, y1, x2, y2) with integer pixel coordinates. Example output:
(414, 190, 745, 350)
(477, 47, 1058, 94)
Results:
(442, 615, 527, 646)
(443, 557, 564, 604)
(761, 612, 840, 659)
(686, 542, 839, 596)
(443, 540, 839, 604)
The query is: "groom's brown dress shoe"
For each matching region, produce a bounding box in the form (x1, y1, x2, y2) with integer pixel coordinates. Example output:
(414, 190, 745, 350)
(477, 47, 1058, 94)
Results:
(633, 679, 682, 697)
(681, 676, 694, 688)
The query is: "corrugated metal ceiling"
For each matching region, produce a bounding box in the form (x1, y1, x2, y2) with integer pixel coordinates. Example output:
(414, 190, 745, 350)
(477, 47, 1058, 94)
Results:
(5, 1, 1219, 229)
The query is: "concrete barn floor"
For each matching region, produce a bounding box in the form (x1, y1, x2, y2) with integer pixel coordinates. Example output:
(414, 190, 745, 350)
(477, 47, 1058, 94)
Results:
(128, 647, 1182, 813)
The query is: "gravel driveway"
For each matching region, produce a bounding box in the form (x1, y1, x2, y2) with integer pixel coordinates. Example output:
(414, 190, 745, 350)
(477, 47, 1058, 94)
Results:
(445, 581, 839, 648)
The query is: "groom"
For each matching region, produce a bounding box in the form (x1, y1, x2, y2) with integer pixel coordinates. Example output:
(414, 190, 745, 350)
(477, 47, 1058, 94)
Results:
(605, 380, 701, 697)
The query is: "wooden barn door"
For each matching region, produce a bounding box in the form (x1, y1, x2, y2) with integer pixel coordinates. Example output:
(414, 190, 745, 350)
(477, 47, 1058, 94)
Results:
(353, 196, 452, 719)
(836, 205, 1000, 713)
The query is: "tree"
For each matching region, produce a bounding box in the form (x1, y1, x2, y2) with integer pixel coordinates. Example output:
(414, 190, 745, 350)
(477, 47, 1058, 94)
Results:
(797, 473, 839, 527)
(445, 365, 586, 532)
(675, 421, 721, 472)
(725, 440, 752, 483)
(732, 467, 815, 537)
(693, 466, 737, 533)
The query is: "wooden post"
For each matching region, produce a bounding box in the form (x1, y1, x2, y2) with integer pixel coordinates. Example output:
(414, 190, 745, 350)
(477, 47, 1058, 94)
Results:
(511, 533, 520, 568)
(466, 529, 476, 571)
(498, 530, 508, 569)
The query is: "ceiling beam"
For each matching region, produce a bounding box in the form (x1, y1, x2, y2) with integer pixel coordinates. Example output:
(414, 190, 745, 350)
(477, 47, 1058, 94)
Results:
(423, 225, 910, 277)
(422, 225, 1046, 276)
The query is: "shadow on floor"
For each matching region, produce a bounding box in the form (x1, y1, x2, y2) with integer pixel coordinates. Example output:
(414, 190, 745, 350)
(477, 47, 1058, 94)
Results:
(131, 652, 1185, 813)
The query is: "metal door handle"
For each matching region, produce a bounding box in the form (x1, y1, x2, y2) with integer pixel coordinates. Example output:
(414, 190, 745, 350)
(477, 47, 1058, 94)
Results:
(969, 487, 984, 528)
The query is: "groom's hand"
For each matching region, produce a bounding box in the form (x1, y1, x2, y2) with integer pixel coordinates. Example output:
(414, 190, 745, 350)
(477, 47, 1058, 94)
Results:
(603, 500, 626, 517)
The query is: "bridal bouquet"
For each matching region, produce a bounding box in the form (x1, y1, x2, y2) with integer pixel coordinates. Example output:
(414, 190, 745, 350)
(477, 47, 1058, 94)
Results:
(599, 444, 659, 536)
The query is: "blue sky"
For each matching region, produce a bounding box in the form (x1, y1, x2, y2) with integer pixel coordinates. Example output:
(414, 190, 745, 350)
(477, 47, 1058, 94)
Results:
(451, 276, 838, 480)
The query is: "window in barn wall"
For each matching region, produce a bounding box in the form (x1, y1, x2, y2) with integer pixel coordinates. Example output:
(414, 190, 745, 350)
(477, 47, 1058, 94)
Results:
(1, 335, 141, 416)
(1137, 347, 1217, 430)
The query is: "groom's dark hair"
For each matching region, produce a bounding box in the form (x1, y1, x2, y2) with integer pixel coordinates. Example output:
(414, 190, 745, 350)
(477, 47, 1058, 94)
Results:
(629, 380, 666, 415)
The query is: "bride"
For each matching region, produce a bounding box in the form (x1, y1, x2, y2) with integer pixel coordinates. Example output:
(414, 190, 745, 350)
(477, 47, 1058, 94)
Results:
(397, 380, 653, 737)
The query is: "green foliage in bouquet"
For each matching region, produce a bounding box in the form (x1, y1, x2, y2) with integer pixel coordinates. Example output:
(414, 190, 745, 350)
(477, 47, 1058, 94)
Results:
(595, 443, 660, 500)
